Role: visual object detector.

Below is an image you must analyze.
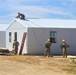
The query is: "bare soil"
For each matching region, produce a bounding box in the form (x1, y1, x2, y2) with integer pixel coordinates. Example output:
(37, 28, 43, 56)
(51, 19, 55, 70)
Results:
(0, 55, 75, 75)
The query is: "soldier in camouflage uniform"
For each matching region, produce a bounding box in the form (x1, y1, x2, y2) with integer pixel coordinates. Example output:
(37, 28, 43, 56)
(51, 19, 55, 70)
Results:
(45, 39, 51, 57)
(61, 40, 67, 58)
(13, 39, 19, 55)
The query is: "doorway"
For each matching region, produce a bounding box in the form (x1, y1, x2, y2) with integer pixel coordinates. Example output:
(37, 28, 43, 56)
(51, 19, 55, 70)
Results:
(14, 32, 17, 41)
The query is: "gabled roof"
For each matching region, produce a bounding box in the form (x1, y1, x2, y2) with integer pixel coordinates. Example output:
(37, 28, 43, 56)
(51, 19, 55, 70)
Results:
(0, 24, 9, 31)
(9, 18, 76, 28)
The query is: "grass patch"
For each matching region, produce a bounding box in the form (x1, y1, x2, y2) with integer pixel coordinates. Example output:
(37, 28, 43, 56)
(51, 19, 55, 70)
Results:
(63, 60, 76, 74)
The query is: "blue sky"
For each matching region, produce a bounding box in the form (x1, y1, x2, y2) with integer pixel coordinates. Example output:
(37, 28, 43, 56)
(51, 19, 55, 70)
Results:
(0, 0, 76, 23)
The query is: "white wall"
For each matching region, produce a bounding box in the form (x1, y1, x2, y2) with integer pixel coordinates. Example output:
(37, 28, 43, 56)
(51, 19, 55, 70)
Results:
(0, 31, 6, 47)
(6, 20, 27, 54)
(6, 19, 76, 55)
(27, 28, 76, 55)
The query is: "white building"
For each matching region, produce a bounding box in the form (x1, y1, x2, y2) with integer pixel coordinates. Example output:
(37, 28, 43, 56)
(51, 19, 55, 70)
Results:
(0, 24, 9, 48)
(6, 18, 76, 55)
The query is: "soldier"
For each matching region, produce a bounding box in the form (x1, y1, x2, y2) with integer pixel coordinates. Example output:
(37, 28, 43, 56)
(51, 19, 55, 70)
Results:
(45, 39, 51, 57)
(12, 39, 19, 55)
(16, 12, 25, 20)
(61, 39, 67, 58)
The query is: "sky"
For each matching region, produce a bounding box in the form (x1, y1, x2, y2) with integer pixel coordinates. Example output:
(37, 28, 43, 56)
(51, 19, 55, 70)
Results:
(0, 0, 76, 23)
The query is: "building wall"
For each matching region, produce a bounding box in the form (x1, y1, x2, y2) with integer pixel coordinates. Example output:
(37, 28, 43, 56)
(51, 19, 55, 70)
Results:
(6, 20, 76, 55)
(6, 20, 27, 54)
(27, 28, 76, 55)
(0, 31, 6, 47)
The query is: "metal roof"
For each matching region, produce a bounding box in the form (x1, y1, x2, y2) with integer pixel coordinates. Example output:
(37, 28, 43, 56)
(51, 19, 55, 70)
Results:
(13, 18, 76, 28)
(0, 24, 9, 31)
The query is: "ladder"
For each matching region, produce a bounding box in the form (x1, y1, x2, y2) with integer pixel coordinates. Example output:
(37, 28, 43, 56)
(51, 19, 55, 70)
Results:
(19, 32, 26, 55)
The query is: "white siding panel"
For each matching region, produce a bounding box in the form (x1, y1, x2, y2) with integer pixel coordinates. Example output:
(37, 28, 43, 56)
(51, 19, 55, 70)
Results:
(27, 28, 76, 55)
(7, 20, 26, 30)
(6, 20, 27, 54)
(6, 19, 76, 55)
(0, 31, 6, 47)
(70, 29, 76, 54)
(27, 28, 48, 54)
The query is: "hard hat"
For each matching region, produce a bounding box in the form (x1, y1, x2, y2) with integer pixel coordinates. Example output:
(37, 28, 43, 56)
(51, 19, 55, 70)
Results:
(48, 39, 50, 42)
(62, 39, 66, 42)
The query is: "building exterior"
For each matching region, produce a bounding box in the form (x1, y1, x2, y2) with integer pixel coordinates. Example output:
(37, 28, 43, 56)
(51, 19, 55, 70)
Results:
(6, 18, 76, 55)
(0, 24, 9, 48)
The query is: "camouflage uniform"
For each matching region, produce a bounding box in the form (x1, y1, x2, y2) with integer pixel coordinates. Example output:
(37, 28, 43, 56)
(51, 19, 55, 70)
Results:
(13, 41, 19, 55)
(61, 42, 67, 58)
(45, 39, 51, 57)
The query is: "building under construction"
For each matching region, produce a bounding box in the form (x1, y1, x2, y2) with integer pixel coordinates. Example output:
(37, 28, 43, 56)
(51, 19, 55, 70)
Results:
(6, 18, 76, 55)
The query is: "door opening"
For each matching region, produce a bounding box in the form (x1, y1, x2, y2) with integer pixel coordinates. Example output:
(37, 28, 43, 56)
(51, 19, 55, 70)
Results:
(14, 32, 17, 41)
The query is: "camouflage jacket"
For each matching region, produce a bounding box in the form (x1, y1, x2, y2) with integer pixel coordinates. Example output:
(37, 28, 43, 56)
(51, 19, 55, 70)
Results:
(45, 42, 51, 49)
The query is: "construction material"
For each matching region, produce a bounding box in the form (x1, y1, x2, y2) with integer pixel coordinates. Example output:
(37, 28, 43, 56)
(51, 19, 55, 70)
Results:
(19, 32, 26, 55)
(0, 48, 9, 55)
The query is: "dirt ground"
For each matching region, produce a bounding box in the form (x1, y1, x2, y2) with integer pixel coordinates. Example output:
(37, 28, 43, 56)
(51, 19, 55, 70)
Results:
(0, 55, 75, 75)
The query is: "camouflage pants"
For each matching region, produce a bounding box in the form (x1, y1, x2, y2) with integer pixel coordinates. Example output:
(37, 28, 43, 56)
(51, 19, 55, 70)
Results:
(62, 48, 67, 58)
(15, 48, 18, 55)
(13, 47, 18, 55)
(45, 48, 50, 57)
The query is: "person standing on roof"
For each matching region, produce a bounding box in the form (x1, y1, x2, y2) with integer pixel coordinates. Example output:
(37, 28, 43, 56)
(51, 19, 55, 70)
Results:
(16, 12, 25, 20)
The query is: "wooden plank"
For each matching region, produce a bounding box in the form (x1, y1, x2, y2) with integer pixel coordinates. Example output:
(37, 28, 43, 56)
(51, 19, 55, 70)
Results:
(19, 32, 26, 55)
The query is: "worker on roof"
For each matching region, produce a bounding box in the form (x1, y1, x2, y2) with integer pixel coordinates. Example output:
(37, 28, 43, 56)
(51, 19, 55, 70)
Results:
(16, 12, 25, 20)
(45, 39, 51, 57)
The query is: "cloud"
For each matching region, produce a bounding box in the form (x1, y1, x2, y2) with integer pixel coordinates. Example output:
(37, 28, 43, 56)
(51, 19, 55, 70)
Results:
(70, 0, 76, 2)
(0, 0, 76, 23)
(1, 5, 76, 20)
(7, 5, 75, 18)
